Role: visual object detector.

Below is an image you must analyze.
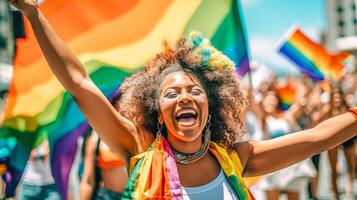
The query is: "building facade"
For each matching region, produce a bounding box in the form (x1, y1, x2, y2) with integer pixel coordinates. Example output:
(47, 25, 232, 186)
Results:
(326, 0, 357, 50)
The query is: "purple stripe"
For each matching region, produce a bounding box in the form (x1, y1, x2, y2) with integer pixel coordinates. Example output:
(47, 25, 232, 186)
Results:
(51, 122, 90, 199)
(236, 56, 250, 76)
(279, 41, 324, 80)
(50, 87, 120, 199)
(108, 88, 120, 102)
(4, 167, 22, 197)
(162, 138, 183, 199)
(3, 139, 32, 197)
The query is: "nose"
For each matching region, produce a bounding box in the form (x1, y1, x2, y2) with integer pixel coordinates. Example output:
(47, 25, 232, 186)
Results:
(178, 90, 193, 105)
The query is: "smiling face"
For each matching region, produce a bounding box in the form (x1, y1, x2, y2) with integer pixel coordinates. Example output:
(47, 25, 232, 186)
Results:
(332, 89, 343, 108)
(159, 71, 209, 144)
(262, 91, 280, 114)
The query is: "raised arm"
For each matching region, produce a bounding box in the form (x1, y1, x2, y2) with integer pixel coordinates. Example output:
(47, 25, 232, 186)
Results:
(236, 111, 357, 177)
(9, 0, 140, 155)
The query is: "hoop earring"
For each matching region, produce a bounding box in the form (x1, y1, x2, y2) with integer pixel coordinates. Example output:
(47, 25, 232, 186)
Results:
(204, 115, 211, 135)
(202, 114, 211, 146)
(156, 121, 163, 139)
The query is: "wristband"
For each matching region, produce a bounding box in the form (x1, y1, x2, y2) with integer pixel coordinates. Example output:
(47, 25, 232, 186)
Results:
(347, 108, 357, 121)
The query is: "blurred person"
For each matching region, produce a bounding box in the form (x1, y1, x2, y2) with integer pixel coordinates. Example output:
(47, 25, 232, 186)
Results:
(327, 85, 356, 199)
(243, 77, 276, 141)
(19, 139, 60, 200)
(251, 79, 316, 200)
(9, 1, 357, 199)
(80, 132, 128, 200)
(303, 83, 331, 200)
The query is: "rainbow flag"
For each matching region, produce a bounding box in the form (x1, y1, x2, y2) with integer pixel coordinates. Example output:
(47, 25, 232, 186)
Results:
(277, 25, 349, 81)
(0, 0, 250, 198)
(123, 136, 255, 199)
(274, 80, 296, 111)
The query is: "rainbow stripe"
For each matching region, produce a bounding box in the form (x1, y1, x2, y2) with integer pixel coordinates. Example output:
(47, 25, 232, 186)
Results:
(277, 26, 348, 81)
(210, 142, 256, 200)
(0, 0, 250, 198)
(123, 137, 255, 199)
(275, 82, 296, 111)
(123, 137, 182, 199)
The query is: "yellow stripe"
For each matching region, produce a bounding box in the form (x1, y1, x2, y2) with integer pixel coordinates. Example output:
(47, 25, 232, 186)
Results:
(6, 0, 202, 119)
(289, 30, 331, 72)
(6, 78, 63, 118)
(78, 0, 202, 67)
(210, 142, 252, 199)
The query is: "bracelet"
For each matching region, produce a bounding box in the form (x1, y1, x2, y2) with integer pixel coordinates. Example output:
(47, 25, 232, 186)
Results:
(347, 108, 357, 121)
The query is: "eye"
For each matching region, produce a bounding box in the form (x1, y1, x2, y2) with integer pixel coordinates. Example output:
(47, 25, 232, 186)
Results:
(190, 86, 203, 95)
(164, 91, 178, 98)
(190, 89, 202, 95)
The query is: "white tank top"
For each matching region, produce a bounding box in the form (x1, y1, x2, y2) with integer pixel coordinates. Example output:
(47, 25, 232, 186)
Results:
(182, 169, 239, 200)
(22, 158, 55, 186)
(22, 141, 54, 186)
(265, 116, 292, 138)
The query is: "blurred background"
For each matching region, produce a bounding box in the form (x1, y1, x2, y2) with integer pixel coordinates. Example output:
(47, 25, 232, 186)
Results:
(1, 0, 357, 200)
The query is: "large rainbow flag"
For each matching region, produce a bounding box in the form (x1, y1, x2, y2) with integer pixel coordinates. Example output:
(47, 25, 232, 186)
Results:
(277, 25, 349, 81)
(0, 0, 250, 198)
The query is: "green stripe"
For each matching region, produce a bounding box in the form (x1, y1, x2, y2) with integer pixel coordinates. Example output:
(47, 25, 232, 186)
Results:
(227, 175, 249, 199)
(84, 59, 141, 74)
(211, 5, 239, 50)
(3, 61, 133, 133)
(183, 0, 232, 38)
(0, 126, 40, 149)
(122, 158, 144, 199)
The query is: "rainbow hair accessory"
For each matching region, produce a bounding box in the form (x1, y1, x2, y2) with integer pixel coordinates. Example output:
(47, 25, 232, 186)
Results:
(187, 32, 235, 71)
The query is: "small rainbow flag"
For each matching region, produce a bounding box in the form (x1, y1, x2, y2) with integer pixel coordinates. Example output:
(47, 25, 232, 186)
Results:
(277, 25, 349, 81)
(0, 0, 250, 198)
(274, 80, 296, 111)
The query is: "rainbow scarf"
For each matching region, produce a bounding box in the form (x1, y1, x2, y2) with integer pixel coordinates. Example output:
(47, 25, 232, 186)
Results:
(277, 25, 349, 81)
(0, 0, 250, 197)
(122, 136, 255, 200)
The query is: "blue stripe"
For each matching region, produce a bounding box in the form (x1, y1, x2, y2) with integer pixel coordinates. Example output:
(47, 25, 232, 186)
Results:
(279, 42, 324, 80)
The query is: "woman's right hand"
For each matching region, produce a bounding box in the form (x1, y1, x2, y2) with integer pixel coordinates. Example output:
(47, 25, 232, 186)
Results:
(7, 0, 38, 16)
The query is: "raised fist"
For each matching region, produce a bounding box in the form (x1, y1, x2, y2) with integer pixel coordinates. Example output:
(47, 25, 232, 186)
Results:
(7, 0, 38, 16)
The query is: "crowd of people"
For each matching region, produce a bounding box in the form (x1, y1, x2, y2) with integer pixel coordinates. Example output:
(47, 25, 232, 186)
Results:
(1, 0, 357, 199)
(243, 71, 357, 199)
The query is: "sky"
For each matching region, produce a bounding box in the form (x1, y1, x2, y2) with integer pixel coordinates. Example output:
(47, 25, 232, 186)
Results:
(241, 0, 326, 76)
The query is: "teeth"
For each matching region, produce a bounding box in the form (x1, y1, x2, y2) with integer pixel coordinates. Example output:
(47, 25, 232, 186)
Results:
(175, 110, 197, 120)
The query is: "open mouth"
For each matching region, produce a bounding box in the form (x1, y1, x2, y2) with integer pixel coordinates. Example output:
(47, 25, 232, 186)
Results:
(175, 109, 198, 126)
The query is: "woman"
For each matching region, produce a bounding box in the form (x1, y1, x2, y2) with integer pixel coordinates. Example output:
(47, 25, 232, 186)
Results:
(9, 0, 357, 199)
(250, 84, 315, 200)
(80, 132, 128, 200)
(19, 140, 61, 200)
(305, 84, 332, 200)
(327, 86, 356, 199)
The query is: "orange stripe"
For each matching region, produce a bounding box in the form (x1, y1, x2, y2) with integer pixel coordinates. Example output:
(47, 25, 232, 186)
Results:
(290, 30, 331, 73)
(15, 0, 140, 67)
(40, 0, 72, 15)
(13, 0, 174, 92)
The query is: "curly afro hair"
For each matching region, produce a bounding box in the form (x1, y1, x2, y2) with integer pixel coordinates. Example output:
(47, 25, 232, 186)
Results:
(116, 33, 248, 150)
